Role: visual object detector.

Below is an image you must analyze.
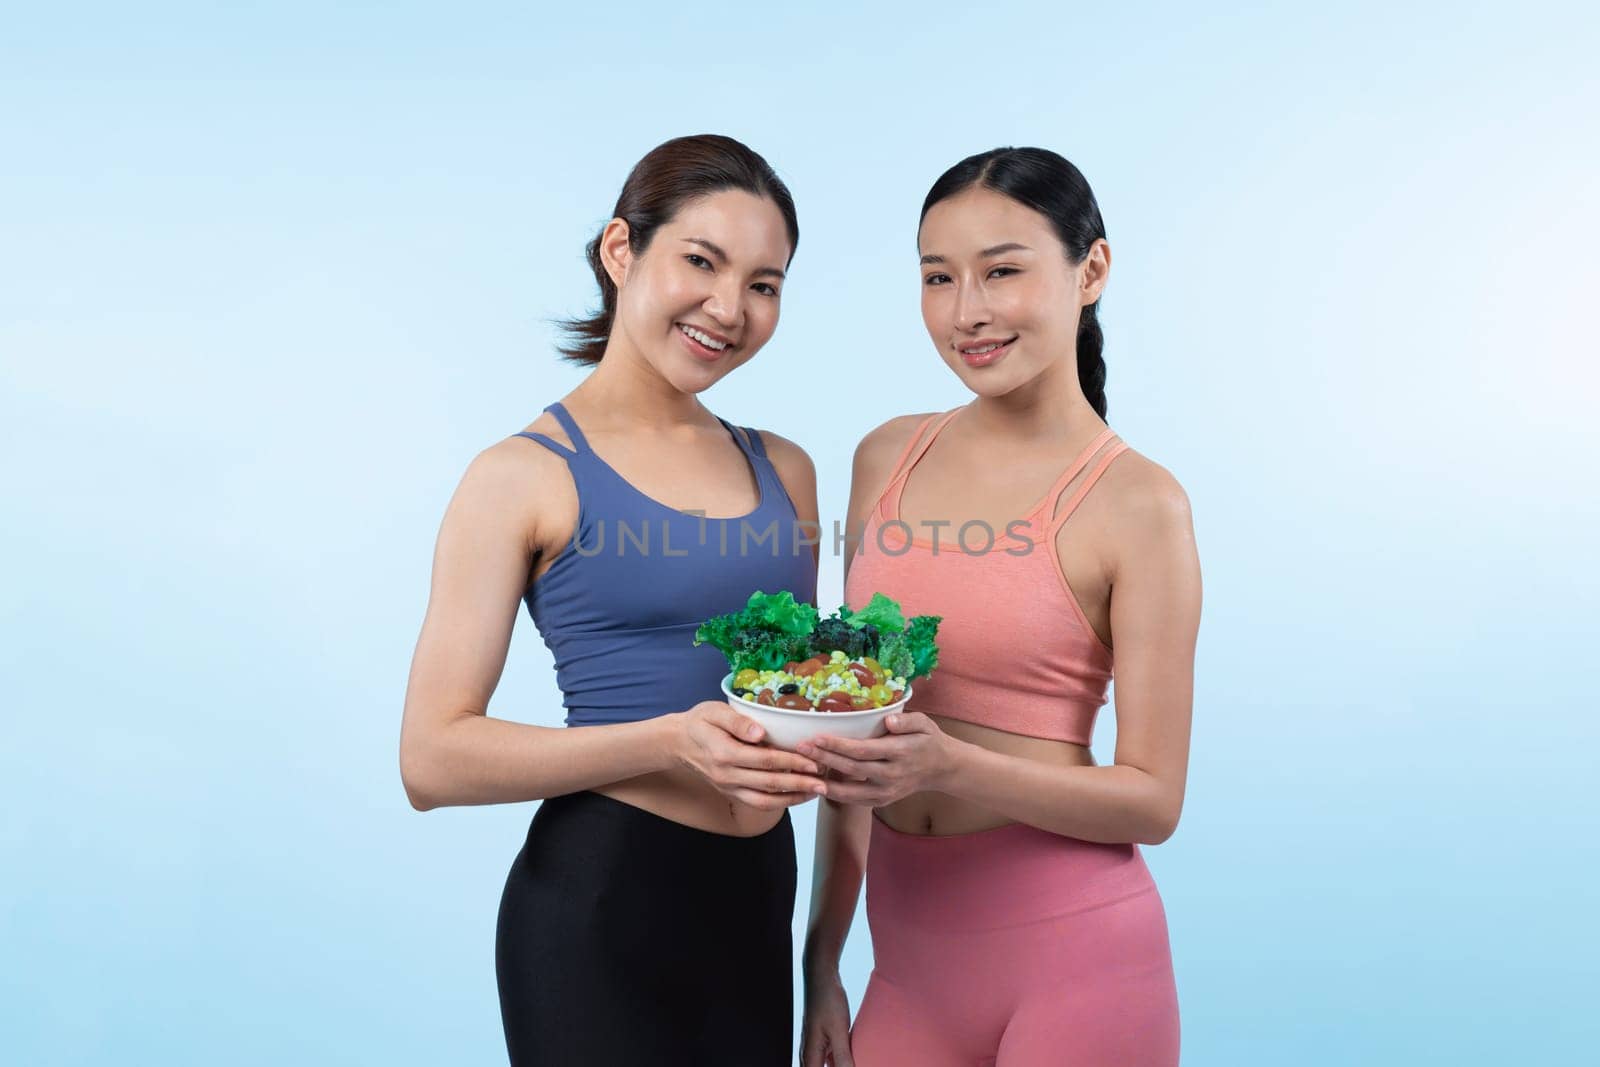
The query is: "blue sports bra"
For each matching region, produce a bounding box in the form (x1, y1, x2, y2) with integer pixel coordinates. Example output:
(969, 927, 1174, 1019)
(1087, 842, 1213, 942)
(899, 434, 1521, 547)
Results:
(514, 402, 817, 727)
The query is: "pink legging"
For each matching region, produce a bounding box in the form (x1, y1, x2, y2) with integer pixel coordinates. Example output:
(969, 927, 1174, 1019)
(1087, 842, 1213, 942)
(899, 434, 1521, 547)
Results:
(849, 816, 1180, 1066)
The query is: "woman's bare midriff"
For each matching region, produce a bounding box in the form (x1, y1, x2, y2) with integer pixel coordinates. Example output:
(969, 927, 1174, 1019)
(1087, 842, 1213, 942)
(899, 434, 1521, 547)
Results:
(874, 714, 1097, 836)
(595, 765, 789, 838)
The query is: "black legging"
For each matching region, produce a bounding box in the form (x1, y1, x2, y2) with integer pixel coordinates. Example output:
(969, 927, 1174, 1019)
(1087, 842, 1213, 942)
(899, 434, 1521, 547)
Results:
(496, 791, 797, 1066)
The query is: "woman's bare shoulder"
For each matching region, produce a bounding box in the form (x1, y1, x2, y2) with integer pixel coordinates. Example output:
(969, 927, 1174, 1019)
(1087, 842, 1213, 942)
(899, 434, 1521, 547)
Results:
(854, 411, 943, 477)
(1099, 445, 1195, 551)
(453, 417, 579, 555)
(476, 412, 578, 490)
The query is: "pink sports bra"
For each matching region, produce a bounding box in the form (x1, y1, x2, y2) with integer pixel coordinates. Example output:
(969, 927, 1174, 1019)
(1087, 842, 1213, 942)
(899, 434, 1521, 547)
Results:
(844, 407, 1129, 745)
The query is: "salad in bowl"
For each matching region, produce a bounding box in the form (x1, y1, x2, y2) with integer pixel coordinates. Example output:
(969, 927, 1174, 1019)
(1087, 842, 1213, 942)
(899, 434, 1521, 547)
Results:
(694, 591, 941, 749)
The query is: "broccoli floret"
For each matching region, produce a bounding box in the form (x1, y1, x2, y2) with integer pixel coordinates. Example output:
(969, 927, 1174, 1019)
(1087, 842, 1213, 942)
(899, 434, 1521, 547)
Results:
(807, 618, 863, 659)
(875, 616, 940, 681)
(737, 629, 813, 671)
(875, 636, 914, 680)
(807, 617, 884, 661)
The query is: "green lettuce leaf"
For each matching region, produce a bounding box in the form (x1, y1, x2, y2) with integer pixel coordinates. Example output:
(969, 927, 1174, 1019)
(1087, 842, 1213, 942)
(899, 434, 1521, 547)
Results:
(694, 590, 819, 673)
(841, 593, 905, 634)
(903, 614, 941, 678)
(745, 590, 819, 635)
(692, 613, 746, 661)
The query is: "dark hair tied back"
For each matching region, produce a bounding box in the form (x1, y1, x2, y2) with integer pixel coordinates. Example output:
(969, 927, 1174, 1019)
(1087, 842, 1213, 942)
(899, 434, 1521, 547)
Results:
(558, 134, 799, 366)
(920, 147, 1109, 419)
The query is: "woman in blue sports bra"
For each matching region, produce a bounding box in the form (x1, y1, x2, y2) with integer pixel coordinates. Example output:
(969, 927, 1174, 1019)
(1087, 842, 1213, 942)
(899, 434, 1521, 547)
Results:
(399, 135, 824, 1066)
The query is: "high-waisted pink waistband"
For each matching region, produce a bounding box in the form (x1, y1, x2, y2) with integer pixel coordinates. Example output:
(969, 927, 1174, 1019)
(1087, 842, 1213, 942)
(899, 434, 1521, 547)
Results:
(866, 814, 1158, 932)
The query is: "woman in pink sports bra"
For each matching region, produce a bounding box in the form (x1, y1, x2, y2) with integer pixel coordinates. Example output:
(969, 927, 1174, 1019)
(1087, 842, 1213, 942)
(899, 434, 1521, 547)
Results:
(799, 148, 1201, 1067)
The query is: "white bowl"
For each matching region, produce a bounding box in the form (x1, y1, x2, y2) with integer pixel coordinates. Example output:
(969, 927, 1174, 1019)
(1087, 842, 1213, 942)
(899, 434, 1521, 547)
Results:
(720, 672, 912, 751)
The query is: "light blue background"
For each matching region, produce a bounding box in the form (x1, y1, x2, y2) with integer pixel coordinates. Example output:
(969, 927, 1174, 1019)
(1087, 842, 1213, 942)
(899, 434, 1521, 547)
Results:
(4, 2, 1596, 1063)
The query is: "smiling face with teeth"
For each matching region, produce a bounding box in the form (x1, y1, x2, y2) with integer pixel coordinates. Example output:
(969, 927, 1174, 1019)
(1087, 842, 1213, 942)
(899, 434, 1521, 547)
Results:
(597, 189, 792, 394)
(917, 186, 1108, 399)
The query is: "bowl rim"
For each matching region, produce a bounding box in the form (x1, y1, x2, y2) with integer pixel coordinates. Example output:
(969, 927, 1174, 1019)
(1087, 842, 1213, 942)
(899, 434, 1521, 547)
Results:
(719, 672, 911, 719)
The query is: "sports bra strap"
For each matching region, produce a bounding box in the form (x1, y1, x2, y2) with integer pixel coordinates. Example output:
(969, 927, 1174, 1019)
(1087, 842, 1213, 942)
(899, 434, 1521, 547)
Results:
(739, 425, 767, 458)
(716, 418, 766, 459)
(890, 409, 960, 485)
(1033, 428, 1118, 517)
(880, 412, 941, 489)
(1047, 438, 1129, 532)
(543, 402, 591, 453)
(512, 431, 577, 458)
(881, 408, 962, 519)
(883, 409, 953, 518)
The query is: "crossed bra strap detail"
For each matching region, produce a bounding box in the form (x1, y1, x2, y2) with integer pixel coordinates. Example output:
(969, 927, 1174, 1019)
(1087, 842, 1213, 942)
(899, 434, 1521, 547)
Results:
(1044, 436, 1129, 534)
(512, 402, 590, 458)
(881, 410, 961, 516)
(876, 410, 1128, 531)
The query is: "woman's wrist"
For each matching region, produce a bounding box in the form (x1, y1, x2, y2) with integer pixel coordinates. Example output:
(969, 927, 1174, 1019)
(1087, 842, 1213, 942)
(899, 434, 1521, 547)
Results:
(649, 710, 689, 774)
(802, 932, 844, 974)
(930, 728, 967, 793)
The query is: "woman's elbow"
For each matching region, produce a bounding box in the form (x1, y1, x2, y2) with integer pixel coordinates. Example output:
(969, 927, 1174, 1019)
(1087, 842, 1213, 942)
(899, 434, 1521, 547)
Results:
(404, 778, 437, 812)
(399, 735, 442, 812)
(1139, 799, 1183, 846)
